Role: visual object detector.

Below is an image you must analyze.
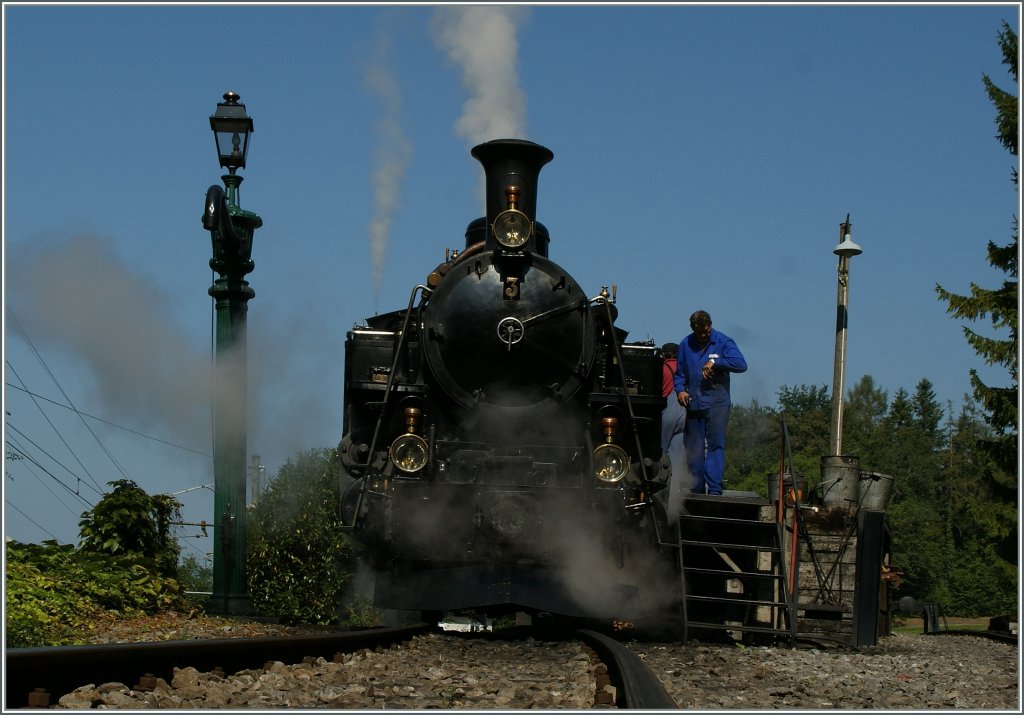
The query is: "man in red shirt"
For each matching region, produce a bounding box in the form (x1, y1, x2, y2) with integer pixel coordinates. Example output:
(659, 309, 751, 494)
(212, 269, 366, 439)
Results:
(661, 342, 687, 504)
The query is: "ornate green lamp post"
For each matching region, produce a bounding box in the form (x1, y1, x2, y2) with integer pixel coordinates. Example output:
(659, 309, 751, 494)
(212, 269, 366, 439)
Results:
(202, 91, 262, 614)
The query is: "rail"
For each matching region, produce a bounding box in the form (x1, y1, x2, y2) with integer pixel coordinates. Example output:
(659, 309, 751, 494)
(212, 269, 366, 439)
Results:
(576, 629, 678, 709)
(5, 624, 431, 709)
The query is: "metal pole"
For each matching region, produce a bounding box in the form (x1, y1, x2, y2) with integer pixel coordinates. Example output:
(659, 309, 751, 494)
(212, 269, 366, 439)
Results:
(203, 172, 262, 615)
(829, 216, 854, 456)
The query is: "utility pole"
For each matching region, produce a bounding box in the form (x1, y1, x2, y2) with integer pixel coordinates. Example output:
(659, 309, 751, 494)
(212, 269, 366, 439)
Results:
(821, 215, 863, 509)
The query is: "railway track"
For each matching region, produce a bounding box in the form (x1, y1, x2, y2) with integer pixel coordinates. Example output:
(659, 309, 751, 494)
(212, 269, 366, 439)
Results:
(5, 624, 677, 709)
(5, 624, 429, 709)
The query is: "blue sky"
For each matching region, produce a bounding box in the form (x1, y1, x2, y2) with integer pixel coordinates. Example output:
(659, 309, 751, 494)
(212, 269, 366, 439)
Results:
(3, 3, 1020, 551)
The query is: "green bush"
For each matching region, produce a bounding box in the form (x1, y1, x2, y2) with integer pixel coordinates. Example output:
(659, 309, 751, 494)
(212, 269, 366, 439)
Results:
(5, 540, 183, 647)
(79, 479, 182, 579)
(246, 447, 357, 623)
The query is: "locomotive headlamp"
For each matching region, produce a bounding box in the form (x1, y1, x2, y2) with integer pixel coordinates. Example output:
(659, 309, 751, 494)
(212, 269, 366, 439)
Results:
(389, 406, 428, 474)
(390, 434, 428, 474)
(594, 443, 630, 483)
(594, 417, 629, 482)
(492, 185, 533, 249)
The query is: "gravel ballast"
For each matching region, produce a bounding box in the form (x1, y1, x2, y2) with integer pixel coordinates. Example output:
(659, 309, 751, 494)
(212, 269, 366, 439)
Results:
(54, 631, 1018, 709)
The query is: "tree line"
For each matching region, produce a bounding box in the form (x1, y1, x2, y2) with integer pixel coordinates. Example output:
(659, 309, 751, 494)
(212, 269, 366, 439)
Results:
(725, 376, 1016, 615)
(727, 20, 1019, 617)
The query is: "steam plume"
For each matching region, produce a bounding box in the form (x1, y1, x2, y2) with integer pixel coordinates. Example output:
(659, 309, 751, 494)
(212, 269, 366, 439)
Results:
(6, 233, 337, 483)
(363, 32, 413, 305)
(6, 234, 213, 448)
(431, 6, 530, 145)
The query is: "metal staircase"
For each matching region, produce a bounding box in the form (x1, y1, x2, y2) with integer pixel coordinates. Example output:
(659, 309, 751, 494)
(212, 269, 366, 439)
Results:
(675, 494, 796, 645)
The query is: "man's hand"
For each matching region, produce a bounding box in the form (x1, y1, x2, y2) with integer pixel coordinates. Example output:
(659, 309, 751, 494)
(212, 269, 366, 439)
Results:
(677, 391, 690, 407)
(702, 359, 715, 379)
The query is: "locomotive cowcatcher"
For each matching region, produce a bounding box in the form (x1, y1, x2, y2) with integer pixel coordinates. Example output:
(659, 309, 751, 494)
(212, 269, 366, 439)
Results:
(339, 139, 684, 627)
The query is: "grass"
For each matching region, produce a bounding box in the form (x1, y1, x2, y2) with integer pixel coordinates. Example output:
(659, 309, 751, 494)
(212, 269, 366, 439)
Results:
(892, 617, 994, 634)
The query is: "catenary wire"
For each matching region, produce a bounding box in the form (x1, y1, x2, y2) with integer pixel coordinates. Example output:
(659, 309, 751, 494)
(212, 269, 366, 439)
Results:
(6, 308, 132, 485)
(5, 360, 109, 494)
(5, 425, 104, 501)
(5, 500, 64, 543)
(5, 383, 212, 458)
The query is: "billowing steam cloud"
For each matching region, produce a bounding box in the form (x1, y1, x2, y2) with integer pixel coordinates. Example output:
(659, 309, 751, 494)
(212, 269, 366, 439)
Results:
(6, 234, 214, 449)
(6, 234, 337, 485)
(431, 6, 530, 145)
(363, 31, 413, 305)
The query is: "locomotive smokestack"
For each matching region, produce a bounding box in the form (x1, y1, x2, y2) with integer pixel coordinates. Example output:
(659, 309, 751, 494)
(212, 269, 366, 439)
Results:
(471, 139, 553, 252)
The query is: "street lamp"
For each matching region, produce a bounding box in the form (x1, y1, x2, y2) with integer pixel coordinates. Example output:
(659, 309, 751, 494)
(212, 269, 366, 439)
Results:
(822, 215, 863, 509)
(202, 91, 262, 615)
(210, 91, 253, 173)
(829, 215, 862, 455)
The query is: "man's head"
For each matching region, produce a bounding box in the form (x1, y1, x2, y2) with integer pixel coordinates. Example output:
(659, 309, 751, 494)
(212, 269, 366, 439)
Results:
(690, 310, 712, 346)
(662, 342, 678, 360)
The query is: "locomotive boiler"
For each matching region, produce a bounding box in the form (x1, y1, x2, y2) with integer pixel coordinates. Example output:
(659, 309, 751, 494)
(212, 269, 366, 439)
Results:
(339, 139, 682, 626)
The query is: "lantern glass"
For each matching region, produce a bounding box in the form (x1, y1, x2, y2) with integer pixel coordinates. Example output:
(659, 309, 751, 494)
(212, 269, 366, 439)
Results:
(210, 92, 253, 171)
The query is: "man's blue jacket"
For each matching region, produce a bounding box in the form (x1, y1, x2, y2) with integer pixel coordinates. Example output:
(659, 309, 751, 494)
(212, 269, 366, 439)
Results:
(672, 328, 747, 409)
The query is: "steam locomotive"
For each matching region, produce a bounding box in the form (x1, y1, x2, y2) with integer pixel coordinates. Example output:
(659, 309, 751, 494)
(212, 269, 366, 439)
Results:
(338, 139, 684, 626)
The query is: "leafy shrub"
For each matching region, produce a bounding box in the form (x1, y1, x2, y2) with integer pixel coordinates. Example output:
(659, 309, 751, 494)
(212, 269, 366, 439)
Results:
(246, 447, 357, 623)
(78, 479, 182, 579)
(5, 540, 183, 647)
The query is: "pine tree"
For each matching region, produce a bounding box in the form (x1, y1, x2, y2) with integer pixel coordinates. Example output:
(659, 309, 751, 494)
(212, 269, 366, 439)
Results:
(911, 378, 945, 448)
(935, 21, 1018, 482)
(933, 23, 1019, 600)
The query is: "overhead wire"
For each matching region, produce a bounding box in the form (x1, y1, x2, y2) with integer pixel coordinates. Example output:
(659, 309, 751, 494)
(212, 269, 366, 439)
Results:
(5, 427, 101, 503)
(6, 500, 64, 543)
(6, 307, 132, 486)
(5, 360, 108, 494)
(5, 383, 212, 458)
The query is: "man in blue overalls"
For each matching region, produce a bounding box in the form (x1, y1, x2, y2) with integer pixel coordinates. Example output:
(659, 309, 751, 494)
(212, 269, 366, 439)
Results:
(672, 310, 747, 495)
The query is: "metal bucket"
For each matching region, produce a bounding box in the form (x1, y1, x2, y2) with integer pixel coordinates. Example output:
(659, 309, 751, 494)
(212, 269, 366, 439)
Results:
(858, 471, 894, 510)
(820, 455, 860, 507)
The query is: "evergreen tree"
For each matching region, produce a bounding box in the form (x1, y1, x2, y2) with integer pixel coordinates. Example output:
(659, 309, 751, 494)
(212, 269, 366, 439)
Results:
(775, 383, 831, 477)
(725, 399, 781, 494)
(911, 378, 945, 448)
(933, 24, 1018, 603)
(884, 388, 914, 431)
(842, 375, 889, 471)
(935, 21, 1018, 480)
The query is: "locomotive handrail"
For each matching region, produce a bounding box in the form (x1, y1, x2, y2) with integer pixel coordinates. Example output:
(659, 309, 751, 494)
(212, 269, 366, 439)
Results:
(591, 295, 650, 483)
(520, 298, 588, 328)
(364, 283, 433, 467)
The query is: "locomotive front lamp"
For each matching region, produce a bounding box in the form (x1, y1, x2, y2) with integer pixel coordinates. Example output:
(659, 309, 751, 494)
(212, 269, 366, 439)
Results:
(390, 434, 428, 474)
(593, 417, 629, 482)
(390, 406, 428, 474)
(593, 444, 630, 483)
(492, 186, 533, 249)
(210, 91, 254, 174)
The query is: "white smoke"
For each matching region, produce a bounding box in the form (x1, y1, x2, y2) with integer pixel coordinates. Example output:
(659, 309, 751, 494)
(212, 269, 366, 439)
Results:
(6, 233, 339, 483)
(5, 234, 214, 449)
(363, 31, 413, 305)
(431, 6, 530, 145)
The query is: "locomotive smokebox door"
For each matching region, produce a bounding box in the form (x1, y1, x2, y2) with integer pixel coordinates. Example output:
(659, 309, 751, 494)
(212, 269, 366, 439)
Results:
(422, 251, 595, 419)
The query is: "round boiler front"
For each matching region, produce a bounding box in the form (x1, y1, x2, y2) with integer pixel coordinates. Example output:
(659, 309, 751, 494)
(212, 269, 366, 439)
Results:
(422, 251, 595, 418)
